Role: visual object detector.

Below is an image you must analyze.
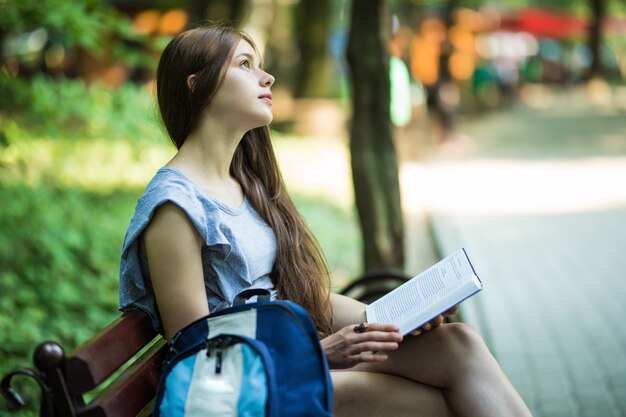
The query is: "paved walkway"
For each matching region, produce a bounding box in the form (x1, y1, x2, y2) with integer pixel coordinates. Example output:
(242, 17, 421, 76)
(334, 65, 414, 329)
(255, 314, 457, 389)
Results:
(400, 86, 626, 417)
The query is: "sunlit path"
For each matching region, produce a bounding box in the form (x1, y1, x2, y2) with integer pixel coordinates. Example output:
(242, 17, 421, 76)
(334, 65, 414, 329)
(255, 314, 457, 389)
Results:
(400, 90, 626, 417)
(402, 157, 626, 216)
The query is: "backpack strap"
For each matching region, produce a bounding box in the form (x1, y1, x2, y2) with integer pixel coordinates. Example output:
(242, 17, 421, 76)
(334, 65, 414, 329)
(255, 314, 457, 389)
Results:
(233, 289, 272, 306)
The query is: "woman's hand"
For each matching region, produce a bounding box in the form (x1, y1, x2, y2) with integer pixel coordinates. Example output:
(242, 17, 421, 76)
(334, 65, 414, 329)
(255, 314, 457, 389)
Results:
(410, 304, 460, 336)
(320, 323, 402, 369)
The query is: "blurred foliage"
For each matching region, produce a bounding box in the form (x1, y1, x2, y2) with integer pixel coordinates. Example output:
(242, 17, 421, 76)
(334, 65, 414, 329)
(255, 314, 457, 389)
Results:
(0, 182, 138, 358)
(0, 0, 145, 60)
(399, 0, 626, 17)
(0, 181, 140, 416)
(0, 73, 164, 141)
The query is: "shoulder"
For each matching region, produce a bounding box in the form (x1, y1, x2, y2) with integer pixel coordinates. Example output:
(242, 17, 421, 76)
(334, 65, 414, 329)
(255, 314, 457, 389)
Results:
(143, 201, 204, 260)
(139, 167, 229, 227)
(121, 168, 228, 256)
(140, 167, 204, 212)
(146, 201, 201, 240)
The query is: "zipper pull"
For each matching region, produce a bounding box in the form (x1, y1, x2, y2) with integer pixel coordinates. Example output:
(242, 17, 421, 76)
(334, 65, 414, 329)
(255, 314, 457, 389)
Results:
(205, 339, 216, 358)
(215, 350, 223, 374)
(206, 336, 232, 368)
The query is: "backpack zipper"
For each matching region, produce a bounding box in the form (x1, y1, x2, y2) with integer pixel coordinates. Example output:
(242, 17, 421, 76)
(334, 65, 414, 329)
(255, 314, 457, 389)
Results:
(205, 336, 233, 374)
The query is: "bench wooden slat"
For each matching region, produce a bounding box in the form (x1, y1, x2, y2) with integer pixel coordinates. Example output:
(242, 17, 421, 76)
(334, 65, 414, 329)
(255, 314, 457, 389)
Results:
(65, 310, 159, 396)
(77, 339, 167, 417)
(137, 398, 156, 417)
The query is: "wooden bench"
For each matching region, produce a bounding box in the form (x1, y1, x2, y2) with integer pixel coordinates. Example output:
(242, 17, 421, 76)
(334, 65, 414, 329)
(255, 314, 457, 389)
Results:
(1, 310, 167, 417)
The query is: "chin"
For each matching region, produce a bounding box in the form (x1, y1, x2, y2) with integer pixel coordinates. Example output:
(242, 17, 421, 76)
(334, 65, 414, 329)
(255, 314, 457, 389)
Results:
(253, 113, 274, 129)
(239, 108, 273, 131)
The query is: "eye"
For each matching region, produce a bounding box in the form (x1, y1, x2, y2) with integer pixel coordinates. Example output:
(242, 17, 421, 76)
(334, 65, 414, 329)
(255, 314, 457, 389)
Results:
(239, 59, 251, 70)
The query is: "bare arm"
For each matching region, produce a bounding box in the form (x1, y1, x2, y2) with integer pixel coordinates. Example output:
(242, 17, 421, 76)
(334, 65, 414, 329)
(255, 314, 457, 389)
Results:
(143, 203, 208, 340)
(329, 292, 367, 332)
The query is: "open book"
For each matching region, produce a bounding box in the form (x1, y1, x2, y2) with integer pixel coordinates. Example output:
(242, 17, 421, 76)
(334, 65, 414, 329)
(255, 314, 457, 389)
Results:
(365, 248, 483, 335)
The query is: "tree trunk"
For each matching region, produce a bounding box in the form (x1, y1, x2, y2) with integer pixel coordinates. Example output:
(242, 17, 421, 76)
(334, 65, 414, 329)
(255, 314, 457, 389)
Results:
(427, 0, 457, 140)
(187, 0, 212, 27)
(346, 0, 405, 272)
(187, 0, 249, 28)
(588, 0, 605, 79)
(293, 0, 333, 98)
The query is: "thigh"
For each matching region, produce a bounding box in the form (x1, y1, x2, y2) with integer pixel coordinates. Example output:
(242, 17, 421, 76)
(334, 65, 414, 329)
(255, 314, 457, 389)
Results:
(354, 323, 490, 388)
(331, 370, 452, 417)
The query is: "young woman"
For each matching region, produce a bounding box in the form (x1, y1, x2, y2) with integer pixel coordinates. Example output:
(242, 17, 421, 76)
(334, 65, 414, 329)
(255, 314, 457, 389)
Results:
(119, 24, 533, 417)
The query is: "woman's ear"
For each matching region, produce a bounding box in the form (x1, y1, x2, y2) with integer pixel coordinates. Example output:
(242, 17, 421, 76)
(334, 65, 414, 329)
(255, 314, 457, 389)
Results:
(186, 74, 196, 92)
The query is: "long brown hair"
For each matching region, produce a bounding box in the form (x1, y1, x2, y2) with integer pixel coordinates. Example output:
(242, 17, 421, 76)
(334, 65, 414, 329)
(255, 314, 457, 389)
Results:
(155, 24, 333, 336)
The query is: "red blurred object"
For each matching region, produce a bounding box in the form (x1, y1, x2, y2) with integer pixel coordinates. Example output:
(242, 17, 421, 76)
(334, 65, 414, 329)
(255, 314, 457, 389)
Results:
(604, 15, 626, 34)
(501, 8, 587, 39)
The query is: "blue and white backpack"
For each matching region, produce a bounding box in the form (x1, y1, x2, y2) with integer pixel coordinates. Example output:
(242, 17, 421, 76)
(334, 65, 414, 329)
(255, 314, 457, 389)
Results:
(153, 289, 333, 417)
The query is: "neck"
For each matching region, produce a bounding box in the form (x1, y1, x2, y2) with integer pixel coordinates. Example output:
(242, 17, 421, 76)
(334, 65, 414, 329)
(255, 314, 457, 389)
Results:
(172, 114, 248, 180)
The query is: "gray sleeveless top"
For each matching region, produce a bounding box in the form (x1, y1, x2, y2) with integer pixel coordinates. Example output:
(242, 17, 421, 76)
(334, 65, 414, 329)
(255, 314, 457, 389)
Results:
(118, 167, 278, 332)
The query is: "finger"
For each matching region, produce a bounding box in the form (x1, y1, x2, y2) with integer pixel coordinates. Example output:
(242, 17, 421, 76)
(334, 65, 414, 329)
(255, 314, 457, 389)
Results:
(352, 351, 390, 364)
(410, 329, 422, 336)
(419, 316, 443, 333)
(444, 305, 460, 316)
(349, 341, 400, 354)
(357, 322, 401, 333)
(431, 315, 444, 328)
(351, 330, 403, 343)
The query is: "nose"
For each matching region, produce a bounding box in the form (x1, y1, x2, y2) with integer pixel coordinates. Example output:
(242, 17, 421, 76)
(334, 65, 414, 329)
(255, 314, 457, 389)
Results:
(261, 70, 275, 87)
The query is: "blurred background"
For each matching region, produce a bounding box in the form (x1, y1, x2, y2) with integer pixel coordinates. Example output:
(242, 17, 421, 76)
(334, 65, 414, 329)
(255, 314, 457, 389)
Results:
(1, 0, 625, 416)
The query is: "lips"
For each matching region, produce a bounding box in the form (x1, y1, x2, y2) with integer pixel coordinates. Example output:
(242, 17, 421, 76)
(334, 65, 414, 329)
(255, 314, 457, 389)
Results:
(259, 93, 272, 104)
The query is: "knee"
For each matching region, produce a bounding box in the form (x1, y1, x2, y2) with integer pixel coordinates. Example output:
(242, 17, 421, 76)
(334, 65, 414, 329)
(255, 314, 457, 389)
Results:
(434, 322, 491, 364)
(439, 322, 485, 349)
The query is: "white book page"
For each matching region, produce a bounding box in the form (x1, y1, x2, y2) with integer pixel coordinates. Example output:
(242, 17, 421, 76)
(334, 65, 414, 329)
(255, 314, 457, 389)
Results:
(366, 248, 482, 335)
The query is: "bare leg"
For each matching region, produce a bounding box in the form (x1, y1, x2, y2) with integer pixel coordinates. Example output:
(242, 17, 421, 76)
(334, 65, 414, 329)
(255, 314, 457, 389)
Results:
(354, 323, 532, 417)
(332, 370, 453, 417)
(329, 294, 532, 417)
